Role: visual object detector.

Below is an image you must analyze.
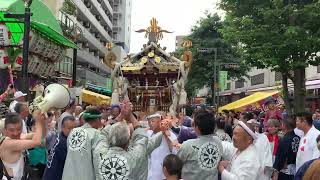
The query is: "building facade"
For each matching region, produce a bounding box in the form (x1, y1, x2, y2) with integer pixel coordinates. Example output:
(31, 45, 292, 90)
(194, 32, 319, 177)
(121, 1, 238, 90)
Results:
(43, 0, 131, 86)
(112, 0, 132, 53)
(175, 35, 185, 50)
(220, 65, 320, 111)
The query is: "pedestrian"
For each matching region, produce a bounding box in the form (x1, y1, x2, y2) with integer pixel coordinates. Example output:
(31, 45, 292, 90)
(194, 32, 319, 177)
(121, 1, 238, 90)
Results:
(162, 154, 183, 180)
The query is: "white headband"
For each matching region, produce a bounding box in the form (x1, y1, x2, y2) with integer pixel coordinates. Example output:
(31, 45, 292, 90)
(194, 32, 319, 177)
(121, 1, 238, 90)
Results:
(237, 121, 258, 140)
(147, 113, 162, 120)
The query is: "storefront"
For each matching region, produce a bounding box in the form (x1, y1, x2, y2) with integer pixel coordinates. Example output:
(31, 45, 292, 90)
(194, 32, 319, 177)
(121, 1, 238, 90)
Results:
(0, 0, 77, 91)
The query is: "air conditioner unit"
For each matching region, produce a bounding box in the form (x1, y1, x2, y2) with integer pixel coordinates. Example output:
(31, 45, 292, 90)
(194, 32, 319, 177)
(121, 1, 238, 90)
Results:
(83, 42, 89, 48)
(96, 15, 101, 21)
(85, 1, 92, 8)
(84, 22, 91, 28)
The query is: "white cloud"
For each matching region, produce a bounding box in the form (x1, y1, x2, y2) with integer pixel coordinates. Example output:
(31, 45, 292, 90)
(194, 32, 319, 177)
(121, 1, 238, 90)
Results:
(129, 0, 223, 53)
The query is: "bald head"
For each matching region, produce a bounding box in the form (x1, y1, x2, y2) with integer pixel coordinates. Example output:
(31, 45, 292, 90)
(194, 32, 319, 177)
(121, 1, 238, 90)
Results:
(75, 106, 83, 116)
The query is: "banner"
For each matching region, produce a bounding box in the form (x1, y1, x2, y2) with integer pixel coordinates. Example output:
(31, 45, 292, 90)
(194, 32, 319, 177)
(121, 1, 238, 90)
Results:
(106, 78, 112, 91)
(219, 71, 228, 91)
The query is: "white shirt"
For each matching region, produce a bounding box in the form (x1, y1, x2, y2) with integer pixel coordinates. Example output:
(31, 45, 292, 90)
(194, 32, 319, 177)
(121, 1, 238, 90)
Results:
(221, 144, 261, 180)
(296, 126, 320, 172)
(21, 119, 27, 134)
(9, 100, 18, 112)
(147, 130, 177, 180)
(254, 133, 273, 180)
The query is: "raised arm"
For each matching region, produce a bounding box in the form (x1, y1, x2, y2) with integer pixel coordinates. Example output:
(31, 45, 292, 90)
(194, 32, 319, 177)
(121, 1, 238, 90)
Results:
(0, 84, 13, 102)
(3, 111, 45, 151)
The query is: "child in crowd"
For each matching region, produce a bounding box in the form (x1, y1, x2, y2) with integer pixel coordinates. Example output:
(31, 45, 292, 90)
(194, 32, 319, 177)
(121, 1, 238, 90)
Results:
(162, 154, 183, 180)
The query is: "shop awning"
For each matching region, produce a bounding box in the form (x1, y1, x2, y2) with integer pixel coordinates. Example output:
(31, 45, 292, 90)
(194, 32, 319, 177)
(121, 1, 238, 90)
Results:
(0, 0, 77, 49)
(218, 91, 279, 112)
(81, 89, 111, 106)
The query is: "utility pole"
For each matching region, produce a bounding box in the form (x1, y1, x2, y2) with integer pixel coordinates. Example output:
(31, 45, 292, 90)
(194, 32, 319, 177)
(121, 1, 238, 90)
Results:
(4, 0, 33, 93)
(21, 1, 32, 93)
(197, 48, 217, 107)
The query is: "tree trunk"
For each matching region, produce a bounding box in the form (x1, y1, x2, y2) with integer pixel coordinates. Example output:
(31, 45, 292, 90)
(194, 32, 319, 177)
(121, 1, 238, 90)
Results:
(293, 67, 306, 113)
(281, 72, 292, 117)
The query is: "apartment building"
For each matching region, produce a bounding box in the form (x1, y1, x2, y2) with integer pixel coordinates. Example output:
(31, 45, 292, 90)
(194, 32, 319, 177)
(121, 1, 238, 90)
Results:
(44, 0, 131, 86)
(175, 35, 186, 50)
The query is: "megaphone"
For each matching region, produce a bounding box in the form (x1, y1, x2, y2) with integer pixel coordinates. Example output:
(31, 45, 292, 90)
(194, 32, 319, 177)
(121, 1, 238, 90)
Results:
(29, 83, 71, 113)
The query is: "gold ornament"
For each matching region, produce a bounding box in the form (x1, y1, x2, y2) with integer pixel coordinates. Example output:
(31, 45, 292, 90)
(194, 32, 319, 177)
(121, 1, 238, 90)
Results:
(106, 42, 113, 50)
(103, 52, 117, 68)
(148, 51, 155, 58)
(155, 56, 161, 63)
(182, 40, 192, 48)
(140, 57, 148, 65)
(135, 18, 173, 43)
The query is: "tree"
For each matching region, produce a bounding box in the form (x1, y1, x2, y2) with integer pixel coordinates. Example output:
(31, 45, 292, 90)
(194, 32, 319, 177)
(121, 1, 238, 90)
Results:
(219, 0, 320, 114)
(176, 13, 248, 98)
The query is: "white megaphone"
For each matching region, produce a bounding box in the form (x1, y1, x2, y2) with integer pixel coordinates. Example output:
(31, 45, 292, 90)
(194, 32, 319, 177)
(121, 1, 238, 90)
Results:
(29, 83, 71, 113)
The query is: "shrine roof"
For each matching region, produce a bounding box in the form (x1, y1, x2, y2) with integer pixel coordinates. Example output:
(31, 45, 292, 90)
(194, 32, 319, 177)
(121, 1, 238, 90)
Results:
(121, 42, 181, 73)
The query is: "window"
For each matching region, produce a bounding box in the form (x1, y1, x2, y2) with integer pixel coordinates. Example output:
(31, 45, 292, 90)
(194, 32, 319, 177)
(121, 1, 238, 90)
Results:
(275, 72, 282, 82)
(235, 80, 244, 89)
(59, 56, 73, 75)
(251, 73, 264, 85)
(225, 82, 231, 90)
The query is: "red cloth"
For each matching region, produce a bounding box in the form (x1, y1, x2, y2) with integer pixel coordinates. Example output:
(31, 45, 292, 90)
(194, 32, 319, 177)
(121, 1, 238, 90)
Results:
(267, 134, 280, 156)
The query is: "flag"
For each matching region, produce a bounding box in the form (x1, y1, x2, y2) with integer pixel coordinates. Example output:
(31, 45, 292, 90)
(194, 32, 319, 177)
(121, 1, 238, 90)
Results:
(106, 78, 112, 91)
(219, 71, 228, 91)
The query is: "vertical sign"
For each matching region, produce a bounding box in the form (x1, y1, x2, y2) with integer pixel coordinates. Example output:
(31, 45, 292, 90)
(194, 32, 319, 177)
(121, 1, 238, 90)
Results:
(219, 71, 228, 92)
(106, 77, 112, 91)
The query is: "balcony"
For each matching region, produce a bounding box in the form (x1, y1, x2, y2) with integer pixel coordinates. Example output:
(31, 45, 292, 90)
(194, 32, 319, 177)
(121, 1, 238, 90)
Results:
(74, 0, 112, 42)
(77, 67, 109, 86)
(77, 21, 107, 56)
(88, 0, 113, 29)
(77, 49, 111, 73)
(100, 0, 113, 16)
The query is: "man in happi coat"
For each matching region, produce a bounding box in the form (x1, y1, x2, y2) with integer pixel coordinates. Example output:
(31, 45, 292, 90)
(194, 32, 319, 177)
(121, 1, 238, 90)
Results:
(95, 111, 163, 180)
(177, 110, 224, 180)
(62, 107, 104, 180)
(273, 118, 300, 180)
(93, 117, 166, 180)
(218, 121, 261, 180)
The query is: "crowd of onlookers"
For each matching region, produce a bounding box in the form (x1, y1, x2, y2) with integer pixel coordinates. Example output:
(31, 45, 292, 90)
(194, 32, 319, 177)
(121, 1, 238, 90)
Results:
(0, 85, 320, 180)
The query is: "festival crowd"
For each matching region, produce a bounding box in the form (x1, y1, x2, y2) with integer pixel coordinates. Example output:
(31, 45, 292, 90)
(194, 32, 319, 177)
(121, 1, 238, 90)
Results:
(0, 85, 320, 180)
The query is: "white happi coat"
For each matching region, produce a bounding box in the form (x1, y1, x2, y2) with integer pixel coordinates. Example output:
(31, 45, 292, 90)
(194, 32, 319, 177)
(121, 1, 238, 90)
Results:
(221, 142, 261, 180)
(254, 133, 273, 180)
(62, 123, 104, 180)
(177, 135, 224, 180)
(93, 128, 162, 180)
(296, 126, 320, 171)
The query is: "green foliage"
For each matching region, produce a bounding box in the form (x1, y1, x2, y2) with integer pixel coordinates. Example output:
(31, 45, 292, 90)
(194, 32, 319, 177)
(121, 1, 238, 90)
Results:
(176, 13, 248, 97)
(219, 0, 320, 112)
